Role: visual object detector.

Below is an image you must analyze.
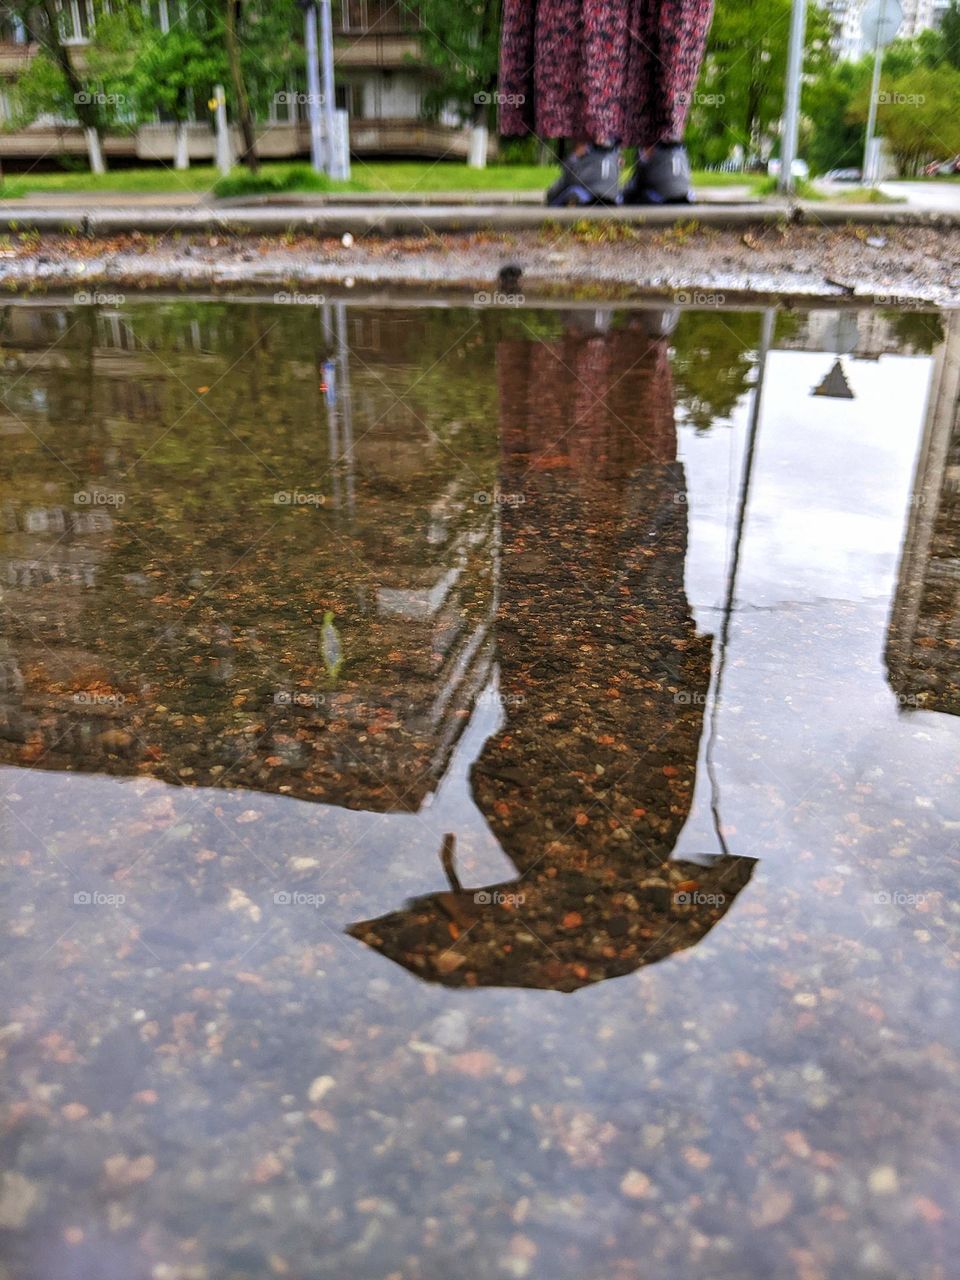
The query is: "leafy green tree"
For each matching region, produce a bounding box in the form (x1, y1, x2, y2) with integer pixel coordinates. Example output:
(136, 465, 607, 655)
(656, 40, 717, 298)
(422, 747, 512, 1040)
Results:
(943, 0, 960, 70)
(413, 0, 502, 166)
(848, 63, 960, 172)
(882, 28, 946, 75)
(688, 0, 832, 168)
(119, 13, 221, 170)
(805, 59, 871, 174)
(7, 0, 135, 173)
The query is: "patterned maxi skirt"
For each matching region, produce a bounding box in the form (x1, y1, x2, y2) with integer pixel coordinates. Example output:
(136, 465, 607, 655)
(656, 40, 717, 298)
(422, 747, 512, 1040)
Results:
(498, 0, 715, 148)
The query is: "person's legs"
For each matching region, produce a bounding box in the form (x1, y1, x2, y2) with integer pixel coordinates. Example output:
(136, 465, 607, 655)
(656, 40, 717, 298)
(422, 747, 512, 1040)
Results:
(621, 0, 714, 203)
(647, 0, 714, 147)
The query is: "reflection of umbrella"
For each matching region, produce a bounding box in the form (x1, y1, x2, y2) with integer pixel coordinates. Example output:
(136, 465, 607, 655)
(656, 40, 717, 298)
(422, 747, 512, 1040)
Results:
(348, 319, 760, 991)
(812, 358, 855, 400)
(347, 835, 755, 992)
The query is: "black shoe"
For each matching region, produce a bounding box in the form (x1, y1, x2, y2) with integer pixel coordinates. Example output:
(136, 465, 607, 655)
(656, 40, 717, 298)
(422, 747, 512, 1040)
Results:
(546, 144, 622, 207)
(622, 143, 693, 205)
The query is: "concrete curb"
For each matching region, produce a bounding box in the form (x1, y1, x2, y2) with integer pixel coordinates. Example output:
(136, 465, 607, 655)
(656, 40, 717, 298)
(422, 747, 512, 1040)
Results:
(0, 200, 954, 236)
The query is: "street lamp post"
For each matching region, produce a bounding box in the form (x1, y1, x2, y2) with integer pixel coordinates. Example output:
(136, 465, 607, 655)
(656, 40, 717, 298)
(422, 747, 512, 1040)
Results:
(861, 0, 903, 186)
(319, 0, 346, 180)
(298, 0, 325, 174)
(779, 0, 808, 196)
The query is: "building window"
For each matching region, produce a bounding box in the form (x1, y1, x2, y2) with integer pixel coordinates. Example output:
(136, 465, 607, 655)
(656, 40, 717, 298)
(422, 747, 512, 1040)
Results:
(57, 0, 95, 43)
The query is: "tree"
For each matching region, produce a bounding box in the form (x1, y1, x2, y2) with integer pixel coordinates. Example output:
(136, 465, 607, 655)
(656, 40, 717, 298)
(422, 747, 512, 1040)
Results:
(121, 9, 226, 171)
(848, 63, 960, 173)
(944, 0, 960, 71)
(805, 59, 871, 174)
(224, 0, 258, 172)
(8, 0, 135, 173)
(412, 0, 502, 168)
(220, 0, 302, 174)
(688, 0, 831, 168)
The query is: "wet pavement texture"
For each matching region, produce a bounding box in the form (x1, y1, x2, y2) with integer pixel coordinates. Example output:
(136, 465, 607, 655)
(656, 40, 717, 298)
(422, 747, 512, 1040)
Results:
(0, 222, 958, 304)
(0, 299, 958, 1280)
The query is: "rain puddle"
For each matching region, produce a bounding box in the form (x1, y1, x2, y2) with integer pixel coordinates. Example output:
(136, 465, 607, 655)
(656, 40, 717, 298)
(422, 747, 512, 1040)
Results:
(0, 299, 957, 1280)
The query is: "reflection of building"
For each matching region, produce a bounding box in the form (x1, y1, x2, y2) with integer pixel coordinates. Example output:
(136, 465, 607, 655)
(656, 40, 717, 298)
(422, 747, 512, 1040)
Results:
(0, 1, 476, 166)
(887, 313, 960, 715)
(0, 302, 497, 813)
(350, 318, 756, 992)
(823, 0, 869, 62)
(778, 309, 939, 360)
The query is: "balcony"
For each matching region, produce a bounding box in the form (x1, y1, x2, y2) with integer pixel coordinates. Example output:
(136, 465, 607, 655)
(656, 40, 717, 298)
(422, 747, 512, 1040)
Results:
(334, 32, 421, 69)
(0, 40, 35, 74)
(335, 0, 421, 33)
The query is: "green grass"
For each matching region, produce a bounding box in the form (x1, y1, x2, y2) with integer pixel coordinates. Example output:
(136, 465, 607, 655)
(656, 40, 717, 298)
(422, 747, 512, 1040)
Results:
(755, 175, 824, 201)
(825, 185, 902, 204)
(0, 158, 766, 201)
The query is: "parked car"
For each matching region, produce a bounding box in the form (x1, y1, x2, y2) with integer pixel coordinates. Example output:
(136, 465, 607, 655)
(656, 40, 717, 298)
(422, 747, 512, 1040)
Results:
(922, 155, 960, 177)
(824, 167, 862, 183)
(767, 157, 809, 179)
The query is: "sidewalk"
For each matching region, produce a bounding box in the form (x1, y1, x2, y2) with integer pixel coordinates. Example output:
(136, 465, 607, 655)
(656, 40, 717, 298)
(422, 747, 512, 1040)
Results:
(0, 183, 757, 209)
(0, 196, 955, 236)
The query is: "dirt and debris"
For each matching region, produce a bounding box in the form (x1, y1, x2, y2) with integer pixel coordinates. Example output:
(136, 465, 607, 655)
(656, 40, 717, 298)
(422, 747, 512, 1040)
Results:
(0, 221, 956, 304)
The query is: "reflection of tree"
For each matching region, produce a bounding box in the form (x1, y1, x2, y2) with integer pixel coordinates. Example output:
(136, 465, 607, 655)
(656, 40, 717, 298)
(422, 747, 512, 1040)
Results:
(883, 310, 944, 356)
(666, 310, 768, 432)
(350, 320, 756, 991)
(0, 302, 502, 811)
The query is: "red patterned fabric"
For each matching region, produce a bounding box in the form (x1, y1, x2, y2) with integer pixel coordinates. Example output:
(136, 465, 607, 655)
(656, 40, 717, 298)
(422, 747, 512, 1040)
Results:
(499, 0, 714, 147)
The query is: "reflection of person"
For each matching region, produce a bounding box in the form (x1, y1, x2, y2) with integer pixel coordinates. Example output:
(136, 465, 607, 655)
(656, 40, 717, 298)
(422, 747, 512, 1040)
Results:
(499, 0, 714, 204)
(349, 314, 755, 991)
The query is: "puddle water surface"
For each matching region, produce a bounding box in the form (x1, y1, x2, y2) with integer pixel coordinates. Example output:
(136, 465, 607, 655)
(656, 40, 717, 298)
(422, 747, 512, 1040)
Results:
(0, 301, 957, 1280)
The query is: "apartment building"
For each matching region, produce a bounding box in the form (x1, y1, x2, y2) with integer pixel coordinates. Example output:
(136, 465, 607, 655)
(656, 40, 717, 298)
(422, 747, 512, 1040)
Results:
(0, 0, 475, 166)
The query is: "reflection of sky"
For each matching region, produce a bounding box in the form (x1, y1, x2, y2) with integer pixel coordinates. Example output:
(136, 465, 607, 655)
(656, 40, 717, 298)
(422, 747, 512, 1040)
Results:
(681, 350, 934, 614)
(677, 343, 960, 877)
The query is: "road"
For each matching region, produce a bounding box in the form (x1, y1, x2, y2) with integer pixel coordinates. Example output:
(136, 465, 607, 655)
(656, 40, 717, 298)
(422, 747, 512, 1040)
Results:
(877, 180, 960, 210)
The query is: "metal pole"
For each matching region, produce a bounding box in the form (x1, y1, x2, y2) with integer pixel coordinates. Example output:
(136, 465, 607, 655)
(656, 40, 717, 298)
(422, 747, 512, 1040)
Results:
(213, 83, 232, 176)
(862, 28, 884, 186)
(319, 0, 341, 179)
(779, 0, 808, 195)
(674, 307, 775, 864)
(303, 1, 325, 174)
